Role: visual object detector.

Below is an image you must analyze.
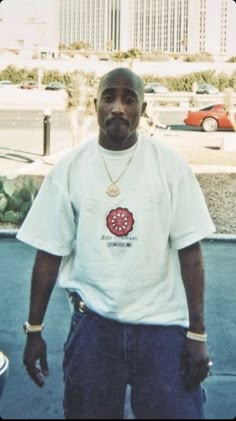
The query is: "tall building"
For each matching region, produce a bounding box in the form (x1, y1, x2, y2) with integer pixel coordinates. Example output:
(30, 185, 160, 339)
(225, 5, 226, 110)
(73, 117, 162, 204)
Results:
(0, 0, 236, 57)
(59, 0, 236, 56)
(188, 0, 236, 56)
(131, 0, 189, 53)
(59, 0, 189, 53)
(59, 0, 129, 51)
(127, 0, 236, 55)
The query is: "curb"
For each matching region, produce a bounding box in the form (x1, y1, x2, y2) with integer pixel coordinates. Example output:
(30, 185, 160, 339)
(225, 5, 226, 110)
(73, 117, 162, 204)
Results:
(0, 229, 19, 238)
(1, 229, 236, 242)
(204, 234, 236, 242)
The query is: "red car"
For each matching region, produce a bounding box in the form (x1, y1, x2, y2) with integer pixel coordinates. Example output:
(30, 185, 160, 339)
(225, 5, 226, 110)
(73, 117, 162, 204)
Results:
(184, 104, 236, 132)
(19, 80, 38, 89)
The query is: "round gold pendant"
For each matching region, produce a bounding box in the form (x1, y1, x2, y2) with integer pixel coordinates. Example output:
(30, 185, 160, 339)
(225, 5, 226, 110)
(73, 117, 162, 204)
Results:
(106, 184, 120, 197)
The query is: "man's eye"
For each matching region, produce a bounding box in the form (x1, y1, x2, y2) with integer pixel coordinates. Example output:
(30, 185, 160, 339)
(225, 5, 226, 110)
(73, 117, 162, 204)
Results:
(125, 96, 136, 104)
(103, 95, 114, 102)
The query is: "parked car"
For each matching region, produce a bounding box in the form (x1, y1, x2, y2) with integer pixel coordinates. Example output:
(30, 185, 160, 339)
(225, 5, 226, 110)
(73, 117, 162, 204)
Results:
(0, 80, 15, 88)
(196, 83, 219, 94)
(184, 103, 236, 132)
(19, 80, 38, 89)
(45, 82, 65, 91)
(144, 83, 169, 94)
(0, 351, 9, 398)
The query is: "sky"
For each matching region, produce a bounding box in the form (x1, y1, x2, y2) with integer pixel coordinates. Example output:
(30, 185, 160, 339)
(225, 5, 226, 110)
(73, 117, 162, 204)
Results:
(0, 0, 58, 47)
(0, 0, 57, 31)
(0, 0, 56, 21)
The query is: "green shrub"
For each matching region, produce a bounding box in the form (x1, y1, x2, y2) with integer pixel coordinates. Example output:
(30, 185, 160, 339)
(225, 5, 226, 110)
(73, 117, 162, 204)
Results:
(141, 50, 170, 62)
(1, 64, 236, 98)
(111, 49, 143, 61)
(142, 69, 231, 92)
(6, 196, 23, 212)
(0, 176, 39, 226)
(227, 56, 236, 63)
(184, 52, 214, 62)
(0, 65, 38, 83)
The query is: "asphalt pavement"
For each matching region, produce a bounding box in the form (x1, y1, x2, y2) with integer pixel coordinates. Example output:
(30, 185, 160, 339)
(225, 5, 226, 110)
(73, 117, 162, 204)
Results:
(0, 236, 235, 419)
(1, 108, 233, 177)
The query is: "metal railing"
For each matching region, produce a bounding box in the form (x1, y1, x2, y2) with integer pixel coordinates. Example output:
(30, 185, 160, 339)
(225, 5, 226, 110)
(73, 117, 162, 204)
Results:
(145, 92, 236, 108)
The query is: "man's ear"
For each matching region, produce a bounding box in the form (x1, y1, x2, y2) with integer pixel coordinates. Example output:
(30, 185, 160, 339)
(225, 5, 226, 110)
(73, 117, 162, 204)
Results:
(141, 102, 147, 115)
(94, 98, 97, 111)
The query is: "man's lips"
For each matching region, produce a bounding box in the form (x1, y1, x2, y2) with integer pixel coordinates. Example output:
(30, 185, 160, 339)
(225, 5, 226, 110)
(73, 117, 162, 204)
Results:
(106, 118, 129, 127)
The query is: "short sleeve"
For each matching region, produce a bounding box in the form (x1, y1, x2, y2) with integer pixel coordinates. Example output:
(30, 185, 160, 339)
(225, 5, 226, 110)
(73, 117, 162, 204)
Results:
(170, 168, 215, 250)
(16, 174, 76, 256)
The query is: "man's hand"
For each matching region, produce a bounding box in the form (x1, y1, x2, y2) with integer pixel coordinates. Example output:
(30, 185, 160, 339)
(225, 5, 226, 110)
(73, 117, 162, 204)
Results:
(22, 250, 61, 387)
(23, 333, 49, 387)
(181, 339, 211, 390)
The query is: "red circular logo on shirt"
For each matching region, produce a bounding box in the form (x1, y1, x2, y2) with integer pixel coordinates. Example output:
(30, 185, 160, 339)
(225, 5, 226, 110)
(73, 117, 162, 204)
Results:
(106, 207, 134, 237)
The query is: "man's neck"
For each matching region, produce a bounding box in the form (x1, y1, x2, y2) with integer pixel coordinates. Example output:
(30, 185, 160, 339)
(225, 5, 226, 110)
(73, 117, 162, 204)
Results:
(98, 132, 138, 151)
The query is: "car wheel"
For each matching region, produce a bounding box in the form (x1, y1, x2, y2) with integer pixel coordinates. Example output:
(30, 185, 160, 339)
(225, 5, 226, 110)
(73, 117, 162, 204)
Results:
(202, 117, 218, 132)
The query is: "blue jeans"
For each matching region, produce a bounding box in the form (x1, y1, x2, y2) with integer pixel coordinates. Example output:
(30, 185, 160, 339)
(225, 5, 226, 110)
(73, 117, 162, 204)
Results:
(63, 310, 206, 419)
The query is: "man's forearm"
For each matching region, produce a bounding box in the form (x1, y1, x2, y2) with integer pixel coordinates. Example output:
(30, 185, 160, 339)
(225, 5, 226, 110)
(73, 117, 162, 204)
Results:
(178, 242, 206, 333)
(28, 250, 62, 324)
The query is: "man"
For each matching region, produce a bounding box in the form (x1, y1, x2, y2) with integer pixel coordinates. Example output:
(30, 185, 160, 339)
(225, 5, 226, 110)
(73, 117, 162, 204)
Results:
(17, 67, 215, 419)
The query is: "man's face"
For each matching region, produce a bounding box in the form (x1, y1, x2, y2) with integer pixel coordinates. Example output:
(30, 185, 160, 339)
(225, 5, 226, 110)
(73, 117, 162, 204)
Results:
(94, 71, 146, 148)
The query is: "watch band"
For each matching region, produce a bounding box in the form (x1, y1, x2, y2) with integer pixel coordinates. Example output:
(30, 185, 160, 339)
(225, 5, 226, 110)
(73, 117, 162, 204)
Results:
(23, 321, 44, 334)
(186, 330, 207, 342)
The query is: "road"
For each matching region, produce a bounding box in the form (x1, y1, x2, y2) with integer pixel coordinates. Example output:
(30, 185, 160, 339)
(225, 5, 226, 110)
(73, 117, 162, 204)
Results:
(0, 109, 234, 175)
(0, 110, 73, 174)
(0, 109, 183, 175)
(1, 108, 234, 132)
(0, 110, 70, 130)
(0, 237, 235, 419)
(0, 109, 185, 129)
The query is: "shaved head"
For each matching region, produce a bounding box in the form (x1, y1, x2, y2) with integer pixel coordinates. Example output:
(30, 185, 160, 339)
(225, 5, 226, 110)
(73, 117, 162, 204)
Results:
(95, 67, 147, 150)
(97, 67, 145, 101)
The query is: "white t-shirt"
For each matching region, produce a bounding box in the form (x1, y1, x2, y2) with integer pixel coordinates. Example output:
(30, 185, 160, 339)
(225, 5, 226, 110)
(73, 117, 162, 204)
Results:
(17, 135, 215, 326)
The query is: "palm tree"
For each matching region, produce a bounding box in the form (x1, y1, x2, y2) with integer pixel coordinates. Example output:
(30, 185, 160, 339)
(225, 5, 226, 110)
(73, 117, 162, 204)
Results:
(65, 73, 97, 146)
(65, 74, 84, 147)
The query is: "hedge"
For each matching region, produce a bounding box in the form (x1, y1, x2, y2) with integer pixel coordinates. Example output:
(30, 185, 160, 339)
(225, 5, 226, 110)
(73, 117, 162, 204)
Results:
(1, 65, 236, 93)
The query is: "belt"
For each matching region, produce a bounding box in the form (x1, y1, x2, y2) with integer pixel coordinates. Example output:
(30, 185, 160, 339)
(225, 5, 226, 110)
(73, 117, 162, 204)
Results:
(66, 290, 98, 318)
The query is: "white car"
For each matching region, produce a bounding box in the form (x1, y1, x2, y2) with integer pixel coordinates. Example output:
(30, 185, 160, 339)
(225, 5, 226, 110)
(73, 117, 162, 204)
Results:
(196, 84, 219, 94)
(0, 80, 16, 89)
(144, 83, 169, 94)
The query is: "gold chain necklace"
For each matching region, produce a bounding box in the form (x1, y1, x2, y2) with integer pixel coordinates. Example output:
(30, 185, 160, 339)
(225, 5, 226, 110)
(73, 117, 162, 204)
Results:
(98, 142, 138, 197)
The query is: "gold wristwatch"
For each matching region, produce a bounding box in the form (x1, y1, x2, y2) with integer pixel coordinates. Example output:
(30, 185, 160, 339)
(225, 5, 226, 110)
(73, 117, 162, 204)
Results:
(23, 321, 44, 334)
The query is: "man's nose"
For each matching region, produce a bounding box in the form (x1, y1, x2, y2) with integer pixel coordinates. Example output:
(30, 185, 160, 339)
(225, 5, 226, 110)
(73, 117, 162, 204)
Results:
(111, 100, 125, 114)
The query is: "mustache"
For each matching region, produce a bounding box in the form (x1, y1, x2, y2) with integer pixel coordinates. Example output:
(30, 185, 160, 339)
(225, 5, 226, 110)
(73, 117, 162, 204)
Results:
(106, 117, 129, 126)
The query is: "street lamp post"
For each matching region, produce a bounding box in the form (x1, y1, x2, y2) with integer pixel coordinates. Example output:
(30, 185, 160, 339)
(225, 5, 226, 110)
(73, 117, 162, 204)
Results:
(43, 108, 51, 156)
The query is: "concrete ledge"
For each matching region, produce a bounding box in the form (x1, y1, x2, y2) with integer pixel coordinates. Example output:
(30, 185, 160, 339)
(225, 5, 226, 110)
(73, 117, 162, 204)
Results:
(0, 229, 19, 238)
(1, 229, 236, 242)
(205, 234, 236, 242)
